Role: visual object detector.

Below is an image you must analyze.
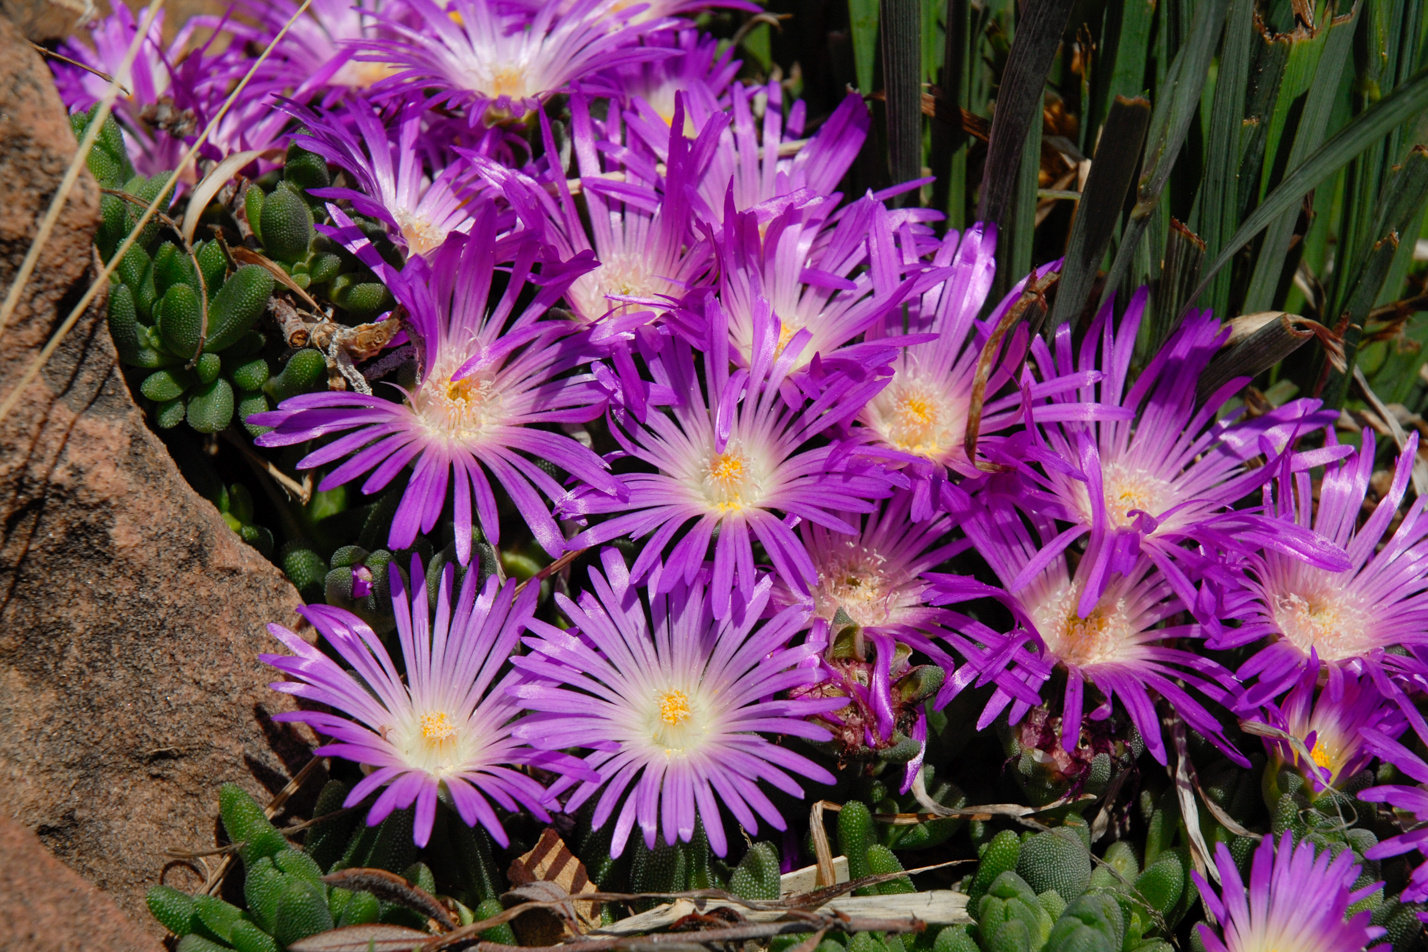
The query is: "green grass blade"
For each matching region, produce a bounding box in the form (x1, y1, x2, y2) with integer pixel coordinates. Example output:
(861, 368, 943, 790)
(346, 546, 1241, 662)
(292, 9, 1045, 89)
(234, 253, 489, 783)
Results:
(1188, 62, 1428, 306)
(882, 0, 923, 198)
(1046, 95, 1151, 334)
(849, 0, 880, 93)
(1195, 0, 1256, 319)
(1098, 0, 1231, 311)
(1240, 6, 1356, 313)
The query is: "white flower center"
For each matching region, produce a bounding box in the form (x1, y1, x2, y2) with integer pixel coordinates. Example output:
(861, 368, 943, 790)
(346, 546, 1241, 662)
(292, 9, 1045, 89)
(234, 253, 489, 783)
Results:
(809, 542, 914, 628)
(1074, 461, 1171, 530)
(393, 708, 470, 776)
(393, 209, 449, 258)
(411, 351, 503, 443)
(701, 445, 762, 513)
(568, 253, 669, 323)
(1273, 590, 1373, 662)
(332, 59, 400, 88)
(647, 687, 706, 756)
(865, 376, 966, 462)
(1031, 583, 1135, 668)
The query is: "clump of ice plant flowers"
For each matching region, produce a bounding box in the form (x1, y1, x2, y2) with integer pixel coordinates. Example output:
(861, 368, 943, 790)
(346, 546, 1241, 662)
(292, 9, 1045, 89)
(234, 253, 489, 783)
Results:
(564, 295, 898, 618)
(262, 556, 588, 847)
(509, 548, 842, 857)
(252, 205, 621, 564)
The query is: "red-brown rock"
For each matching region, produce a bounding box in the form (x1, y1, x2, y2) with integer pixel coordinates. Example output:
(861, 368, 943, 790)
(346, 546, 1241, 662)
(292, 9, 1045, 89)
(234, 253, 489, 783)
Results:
(0, 814, 166, 952)
(0, 13, 314, 937)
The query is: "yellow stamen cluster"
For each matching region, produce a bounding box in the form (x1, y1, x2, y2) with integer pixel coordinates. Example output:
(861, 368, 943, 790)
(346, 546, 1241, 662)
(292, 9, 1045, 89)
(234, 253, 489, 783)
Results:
(866, 378, 964, 461)
(412, 354, 502, 443)
(420, 710, 458, 742)
(702, 447, 760, 513)
(659, 689, 692, 726)
(1274, 591, 1370, 662)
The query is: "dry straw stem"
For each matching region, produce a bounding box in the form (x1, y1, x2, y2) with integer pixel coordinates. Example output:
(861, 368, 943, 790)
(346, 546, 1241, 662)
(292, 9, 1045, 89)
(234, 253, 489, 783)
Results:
(0, 0, 163, 343)
(0, 0, 316, 422)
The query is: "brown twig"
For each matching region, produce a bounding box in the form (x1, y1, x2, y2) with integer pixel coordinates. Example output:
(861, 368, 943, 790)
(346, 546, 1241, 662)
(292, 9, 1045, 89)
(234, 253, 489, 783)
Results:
(29, 42, 132, 96)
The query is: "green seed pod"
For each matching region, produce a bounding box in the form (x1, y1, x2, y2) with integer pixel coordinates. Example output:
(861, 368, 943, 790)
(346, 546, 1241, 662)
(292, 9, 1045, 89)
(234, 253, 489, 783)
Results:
(631, 838, 688, 908)
(147, 884, 196, 936)
(153, 241, 198, 298)
(1016, 829, 1092, 901)
(187, 378, 235, 433)
(729, 842, 780, 900)
(968, 830, 1022, 910)
(308, 251, 343, 285)
(265, 349, 328, 402)
(175, 935, 229, 952)
(156, 283, 203, 358)
(330, 545, 370, 569)
(838, 801, 875, 893)
(154, 397, 186, 429)
(282, 544, 328, 604)
(332, 280, 394, 319)
(285, 140, 332, 191)
(302, 780, 356, 873)
(192, 894, 245, 943)
(141, 367, 195, 402)
(196, 352, 222, 384)
(866, 844, 914, 895)
(73, 106, 135, 188)
(230, 920, 280, 952)
(271, 878, 334, 948)
(260, 183, 316, 263)
(1133, 852, 1185, 918)
(336, 889, 380, 928)
(195, 239, 228, 291)
(474, 897, 519, 945)
(122, 174, 168, 249)
(228, 355, 271, 392)
(238, 391, 272, 437)
(243, 856, 284, 933)
(116, 243, 152, 296)
(220, 783, 288, 866)
(245, 185, 266, 246)
(1046, 893, 1124, 952)
(931, 925, 978, 952)
(274, 847, 324, 884)
(205, 265, 276, 353)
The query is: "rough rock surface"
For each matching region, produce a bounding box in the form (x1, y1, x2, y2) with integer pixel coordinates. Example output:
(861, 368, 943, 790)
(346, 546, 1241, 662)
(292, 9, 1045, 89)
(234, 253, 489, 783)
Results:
(0, 814, 166, 952)
(0, 15, 314, 935)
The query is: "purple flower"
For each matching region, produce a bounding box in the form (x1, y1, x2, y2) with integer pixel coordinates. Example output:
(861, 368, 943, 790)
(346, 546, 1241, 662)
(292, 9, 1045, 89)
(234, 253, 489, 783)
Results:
(364, 0, 676, 124)
(631, 82, 871, 226)
(1019, 288, 1349, 620)
(964, 486, 1240, 765)
(1249, 666, 1406, 792)
(55, 6, 188, 116)
(252, 207, 621, 563)
(563, 297, 898, 618)
(231, 0, 393, 94)
(852, 226, 1099, 518)
(1216, 430, 1428, 711)
(608, 27, 739, 131)
(474, 94, 716, 332)
(773, 488, 1044, 711)
(1193, 832, 1384, 952)
(262, 556, 584, 847)
(294, 96, 482, 257)
(710, 195, 931, 386)
(509, 548, 840, 857)
(1360, 728, 1428, 909)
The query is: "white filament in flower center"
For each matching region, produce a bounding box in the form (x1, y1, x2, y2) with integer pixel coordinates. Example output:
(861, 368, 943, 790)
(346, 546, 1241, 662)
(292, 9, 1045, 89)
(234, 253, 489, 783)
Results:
(393, 209, 448, 258)
(568, 254, 665, 323)
(394, 708, 470, 776)
(865, 376, 966, 461)
(411, 351, 503, 443)
(1086, 461, 1171, 529)
(810, 543, 903, 628)
(701, 444, 762, 513)
(1273, 589, 1372, 662)
(647, 687, 706, 756)
(1032, 583, 1134, 668)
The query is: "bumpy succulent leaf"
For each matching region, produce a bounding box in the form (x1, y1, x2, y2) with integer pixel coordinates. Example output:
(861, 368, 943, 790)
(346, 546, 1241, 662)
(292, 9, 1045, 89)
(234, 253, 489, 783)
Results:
(187, 378, 235, 433)
(220, 783, 288, 867)
(729, 842, 780, 900)
(260, 184, 316, 263)
(205, 265, 276, 353)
